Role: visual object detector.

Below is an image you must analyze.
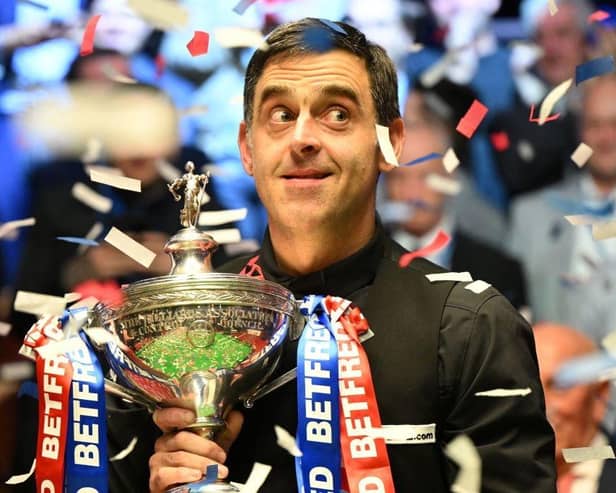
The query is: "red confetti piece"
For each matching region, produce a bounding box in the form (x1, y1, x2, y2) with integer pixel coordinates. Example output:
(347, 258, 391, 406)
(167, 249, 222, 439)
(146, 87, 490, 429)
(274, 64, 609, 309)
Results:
(455, 99, 488, 139)
(80, 14, 101, 57)
(490, 131, 510, 152)
(186, 31, 210, 57)
(528, 104, 560, 123)
(155, 54, 165, 78)
(398, 230, 451, 268)
(588, 10, 610, 23)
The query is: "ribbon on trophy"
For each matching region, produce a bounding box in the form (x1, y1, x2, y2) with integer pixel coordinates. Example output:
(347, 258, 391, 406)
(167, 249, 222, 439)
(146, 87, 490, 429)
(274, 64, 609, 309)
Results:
(20, 310, 108, 493)
(296, 295, 395, 493)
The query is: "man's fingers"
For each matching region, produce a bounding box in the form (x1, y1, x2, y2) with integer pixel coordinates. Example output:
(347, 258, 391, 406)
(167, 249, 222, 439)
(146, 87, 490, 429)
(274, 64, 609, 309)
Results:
(217, 410, 244, 453)
(155, 431, 227, 464)
(153, 407, 196, 432)
(148, 465, 202, 493)
(150, 450, 229, 476)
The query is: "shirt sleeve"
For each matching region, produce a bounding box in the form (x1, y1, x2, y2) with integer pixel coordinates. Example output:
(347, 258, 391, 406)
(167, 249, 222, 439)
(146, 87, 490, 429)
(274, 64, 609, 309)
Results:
(438, 288, 556, 492)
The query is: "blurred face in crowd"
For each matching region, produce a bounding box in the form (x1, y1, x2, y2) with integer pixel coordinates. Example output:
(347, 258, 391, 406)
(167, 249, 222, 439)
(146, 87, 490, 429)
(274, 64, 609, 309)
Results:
(239, 50, 402, 236)
(581, 78, 616, 191)
(91, 0, 152, 55)
(73, 53, 131, 82)
(384, 124, 448, 236)
(533, 323, 608, 472)
(535, 3, 587, 86)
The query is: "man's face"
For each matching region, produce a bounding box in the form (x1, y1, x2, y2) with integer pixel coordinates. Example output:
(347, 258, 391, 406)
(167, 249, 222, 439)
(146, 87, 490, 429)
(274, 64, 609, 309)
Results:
(535, 4, 587, 86)
(239, 50, 398, 233)
(582, 80, 616, 184)
(534, 328, 607, 466)
(384, 124, 447, 236)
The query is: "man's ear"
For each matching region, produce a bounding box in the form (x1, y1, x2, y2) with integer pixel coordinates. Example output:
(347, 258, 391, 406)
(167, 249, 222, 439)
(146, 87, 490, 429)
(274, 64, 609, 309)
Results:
(378, 117, 405, 173)
(238, 121, 254, 176)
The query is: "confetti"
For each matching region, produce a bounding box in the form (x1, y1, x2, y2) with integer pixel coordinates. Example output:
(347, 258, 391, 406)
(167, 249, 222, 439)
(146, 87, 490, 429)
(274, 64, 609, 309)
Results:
(13, 291, 66, 316)
(207, 228, 242, 245)
(64, 292, 82, 304)
(186, 31, 210, 57)
(603, 330, 616, 356)
(571, 142, 593, 168)
(127, 0, 189, 30)
(155, 54, 165, 78)
(475, 387, 532, 397)
(199, 208, 247, 227)
(426, 272, 473, 283)
(81, 137, 103, 163)
(274, 425, 302, 457)
(0, 322, 11, 336)
(365, 423, 436, 444)
(70, 295, 100, 311)
(456, 100, 488, 139)
(538, 78, 572, 124)
(0, 361, 34, 381)
(0, 217, 35, 239)
(528, 104, 560, 124)
(490, 132, 510, 151)
(102, 64, 137, 84)
(319, 19, 347, 35)
(302, 25, 335, 53)
(588, 10, 611, 23)
(443, 148, 460, 173)
(78, 222, 104, 254)
(18, 0, 48, 9)
(80, 14, 101, 57)
(563, 445, 615, 463)
(233, 0, 258, 15)
(399, 230, 450, 268)
(214, 27, 266, 49)
(592, 220, 616, 240)
(5, 459, 35, 485)
(90, 168, 141, 192)
(419, 52, 455, 88)
(547, 0, 558, 16)
(110, 437, 138, 462)
(517, 140, 535, 162)
(156, 159, 181, 182)
(576, 56, 615, 85)
(71, 182, 112, 213)
(83, 327, 118, 346)
(554, 351, 616, 388)
(36, 337, 84, 360)
(104, 227, 156, 268)
(224, 239, 260, 257)
(425, 174, 461, 195)
(465, 280, 491, 294)
(57, 236, 100, 246)
(564, 214, 595, 226)
(401, 152, 442, 167)
(239, 462, 271, 493)
(376, 124, 399, 166)
(408, 43, 424, 53)
(445, 435, 481, 493)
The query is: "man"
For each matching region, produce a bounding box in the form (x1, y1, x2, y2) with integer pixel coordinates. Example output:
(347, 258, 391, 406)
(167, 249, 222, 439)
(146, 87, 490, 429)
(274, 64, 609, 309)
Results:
(113, 18, 555, 492)
(509, 75, 616, 344)
(381, 83, 527, 308)
(533, 323, 616, 492)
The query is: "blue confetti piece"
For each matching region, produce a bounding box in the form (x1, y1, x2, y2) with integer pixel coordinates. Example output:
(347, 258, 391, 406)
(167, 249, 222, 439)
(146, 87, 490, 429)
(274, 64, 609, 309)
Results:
(232, 0, 257, 15)
(302, 26, 335, 53)
(18, 380, 38, 399)
(546, 193, 614, 217)
(318, 19, 347, 35)
(401, 152, 442, 167)
(554, 351, 616, 388)
(575, 55, 615, 85)
(205, 464, 218, 482)
(56, 236, 99, 246)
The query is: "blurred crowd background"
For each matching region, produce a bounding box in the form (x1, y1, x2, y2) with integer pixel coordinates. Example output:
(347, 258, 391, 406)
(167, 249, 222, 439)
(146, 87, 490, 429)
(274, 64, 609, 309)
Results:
(3, 0, 616, 491)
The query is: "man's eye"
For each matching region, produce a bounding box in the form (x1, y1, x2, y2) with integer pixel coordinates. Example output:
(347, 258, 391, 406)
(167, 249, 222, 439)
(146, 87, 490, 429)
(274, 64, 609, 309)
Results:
(271, 108, 294, 123)
(324, 108, 349, 124)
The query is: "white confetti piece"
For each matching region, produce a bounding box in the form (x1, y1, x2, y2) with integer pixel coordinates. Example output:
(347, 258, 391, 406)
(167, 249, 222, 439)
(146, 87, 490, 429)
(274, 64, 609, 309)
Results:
(563, 445, 615, 463)
(83, 327, 118, 346)
(239, 462, 272, 493)
(156, 159, 181, 182)
(64, 292, 82, 304)
(14, 291, 66, 316)
(408, 42, 424, 53)
(443, 148, 460, 173)
(274, 425, 302, 457)
(224, 239, 260, 257)
(214, 27, 267, 49)
(425, 173, 461, 195)
(127, 0, 189, 30)
(199, 208, 247, 227)
(81, 137, 103, 164)
(5, 459, 35, 485)
(548, 0, 558, 16)
(376, 124, 399, 166)
(426, 272, 473, 283)
(69, 295, 99, 311)
(0, 361, 34, 381)
(110, 436, 138, 461)
(538, 78, 572, 125)
(464, 280, 492, 294)
(565, 215, 596, 226)
(78, 221, 104, 255)
(0, 321, 11, 336)
(201, 164, 231, 177)
(71, 182, 113, 213)
(592, 220, 616, 240)
(571, 142, 593, 168)
(207, 228, 242, 245)
(602, 330, 616, 356)
(0, 217, 35, 240)
(475, 387, 532, 397)
(104, 227, 156, 268)
(85, 164, 124, 177)
(90, 169, 141, 192)
(420, 52, 455, 88)
(445, 435, 481, 493)
(365, 423, 436, 444)
(35, 337, 83, 359)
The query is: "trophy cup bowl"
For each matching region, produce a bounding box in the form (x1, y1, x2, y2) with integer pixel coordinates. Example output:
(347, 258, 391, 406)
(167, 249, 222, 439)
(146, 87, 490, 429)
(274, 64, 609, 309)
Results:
(85, 163, 302, 492)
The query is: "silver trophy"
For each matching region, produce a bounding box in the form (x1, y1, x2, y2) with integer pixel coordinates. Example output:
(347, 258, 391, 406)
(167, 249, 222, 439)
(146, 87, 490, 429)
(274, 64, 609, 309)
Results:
(89, 162, 301, 492)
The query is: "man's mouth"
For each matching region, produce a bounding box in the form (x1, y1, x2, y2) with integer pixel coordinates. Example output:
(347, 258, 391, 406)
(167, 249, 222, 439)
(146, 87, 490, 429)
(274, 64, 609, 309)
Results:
(282, 169, 333, 180)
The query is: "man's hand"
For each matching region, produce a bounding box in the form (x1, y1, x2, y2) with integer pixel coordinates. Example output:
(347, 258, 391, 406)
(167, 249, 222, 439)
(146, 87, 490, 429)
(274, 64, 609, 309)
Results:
(149, 408, 243, 493)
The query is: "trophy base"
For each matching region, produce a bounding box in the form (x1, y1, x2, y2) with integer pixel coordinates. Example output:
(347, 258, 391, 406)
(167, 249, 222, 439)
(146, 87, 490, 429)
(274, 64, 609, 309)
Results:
(167, 480, 240, 492)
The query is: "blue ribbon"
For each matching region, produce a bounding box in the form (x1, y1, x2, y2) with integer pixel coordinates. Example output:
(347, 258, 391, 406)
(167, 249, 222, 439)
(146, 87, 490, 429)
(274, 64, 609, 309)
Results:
(65, 332, 108, 493)
(295, 295, 341, 493)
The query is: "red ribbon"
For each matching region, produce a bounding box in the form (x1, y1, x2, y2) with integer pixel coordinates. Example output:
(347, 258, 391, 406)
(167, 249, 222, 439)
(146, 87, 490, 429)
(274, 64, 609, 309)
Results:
(398, 229, 451, 268)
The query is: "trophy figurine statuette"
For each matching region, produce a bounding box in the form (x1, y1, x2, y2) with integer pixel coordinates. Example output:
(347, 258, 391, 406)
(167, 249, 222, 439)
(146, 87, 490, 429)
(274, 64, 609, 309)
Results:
(90, 162, 302, 492)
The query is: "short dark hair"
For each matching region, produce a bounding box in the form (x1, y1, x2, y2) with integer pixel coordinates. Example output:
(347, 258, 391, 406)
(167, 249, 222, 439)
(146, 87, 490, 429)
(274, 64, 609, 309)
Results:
(243, 17, 400, 126)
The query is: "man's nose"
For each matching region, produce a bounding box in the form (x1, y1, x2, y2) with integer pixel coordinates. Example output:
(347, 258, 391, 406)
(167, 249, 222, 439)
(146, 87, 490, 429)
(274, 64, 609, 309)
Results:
(290, 114, 321, 157)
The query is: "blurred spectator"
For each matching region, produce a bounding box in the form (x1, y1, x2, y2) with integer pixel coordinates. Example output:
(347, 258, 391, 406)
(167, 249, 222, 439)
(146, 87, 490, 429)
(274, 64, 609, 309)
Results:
(379, 84, 527, 308)
(533, 323, 615, 492)
(509, 75, 616, 344)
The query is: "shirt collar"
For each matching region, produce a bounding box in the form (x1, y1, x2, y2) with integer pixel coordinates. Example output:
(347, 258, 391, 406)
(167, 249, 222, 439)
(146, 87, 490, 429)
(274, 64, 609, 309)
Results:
(257, 222, 386, 299)
(569, 432, 608, 483)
